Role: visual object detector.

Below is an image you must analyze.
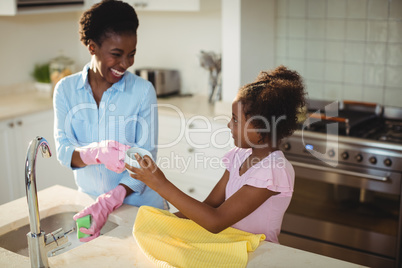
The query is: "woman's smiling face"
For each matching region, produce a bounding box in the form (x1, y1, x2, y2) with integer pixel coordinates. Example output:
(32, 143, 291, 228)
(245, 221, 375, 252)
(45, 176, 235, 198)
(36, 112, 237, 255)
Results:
(90, 32, 137, 84)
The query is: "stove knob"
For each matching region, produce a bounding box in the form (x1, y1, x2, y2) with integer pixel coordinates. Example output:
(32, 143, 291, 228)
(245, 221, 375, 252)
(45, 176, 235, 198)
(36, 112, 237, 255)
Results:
(341, 152, 349, 160)
(384, 158, 392, 167)
(283, 142, 291, 151)
(369, 157, 377, 164)
(355, 154, 363, 162)
(328, 149, 335, 157)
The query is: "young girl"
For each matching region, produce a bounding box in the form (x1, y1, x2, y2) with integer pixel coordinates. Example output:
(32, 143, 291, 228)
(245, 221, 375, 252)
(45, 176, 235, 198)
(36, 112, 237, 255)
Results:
(126, 65, 306, 243)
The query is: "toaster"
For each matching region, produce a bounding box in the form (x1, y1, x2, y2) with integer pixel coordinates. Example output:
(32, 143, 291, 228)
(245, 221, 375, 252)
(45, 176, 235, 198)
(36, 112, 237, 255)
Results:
(135, 68, 181, 97)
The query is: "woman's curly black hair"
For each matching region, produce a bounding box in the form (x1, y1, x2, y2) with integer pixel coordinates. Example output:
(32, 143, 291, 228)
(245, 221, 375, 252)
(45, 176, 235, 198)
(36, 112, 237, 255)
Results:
(237, 65, 306, 144)
(79, 0, 139, 46)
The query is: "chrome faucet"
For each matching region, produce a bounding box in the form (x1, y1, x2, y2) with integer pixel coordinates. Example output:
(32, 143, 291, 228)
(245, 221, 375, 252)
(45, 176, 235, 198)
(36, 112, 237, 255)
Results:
(25, 136, 72, 268)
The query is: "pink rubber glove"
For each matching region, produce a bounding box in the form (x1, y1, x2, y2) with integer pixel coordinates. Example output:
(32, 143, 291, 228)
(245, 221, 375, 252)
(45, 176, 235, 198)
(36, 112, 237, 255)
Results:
(78, 140, 130, 173)
(73, 185, 126, 242)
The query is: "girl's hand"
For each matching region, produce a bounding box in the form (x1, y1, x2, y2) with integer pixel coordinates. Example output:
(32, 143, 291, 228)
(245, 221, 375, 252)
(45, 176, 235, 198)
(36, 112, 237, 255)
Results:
(125, 153, 168, 191)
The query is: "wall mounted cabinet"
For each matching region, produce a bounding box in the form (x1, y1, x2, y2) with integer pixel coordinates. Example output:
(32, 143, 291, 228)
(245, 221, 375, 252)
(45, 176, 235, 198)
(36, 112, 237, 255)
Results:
(87, 0, 199, 12)
(0, 0, 199, 16)
(129, 0, 200, 11)
(0, 0, 84, 16)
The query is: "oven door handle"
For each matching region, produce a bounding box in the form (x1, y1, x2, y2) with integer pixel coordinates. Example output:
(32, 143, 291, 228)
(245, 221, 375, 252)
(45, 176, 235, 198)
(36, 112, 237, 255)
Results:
(290, 161, 389, 182)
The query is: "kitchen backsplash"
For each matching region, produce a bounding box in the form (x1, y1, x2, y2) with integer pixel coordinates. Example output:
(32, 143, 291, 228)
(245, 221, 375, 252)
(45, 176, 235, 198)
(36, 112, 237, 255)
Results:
(275, 0, 402, 108)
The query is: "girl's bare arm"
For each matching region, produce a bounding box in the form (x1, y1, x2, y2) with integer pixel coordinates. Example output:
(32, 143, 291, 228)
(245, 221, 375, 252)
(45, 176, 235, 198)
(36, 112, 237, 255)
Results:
(126, 155, 277, 233)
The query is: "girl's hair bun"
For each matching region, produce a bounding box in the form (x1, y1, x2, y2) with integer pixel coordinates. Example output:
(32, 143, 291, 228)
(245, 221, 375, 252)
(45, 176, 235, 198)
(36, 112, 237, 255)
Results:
(237, 65, 307, 144)
(256, 65, 301, 83)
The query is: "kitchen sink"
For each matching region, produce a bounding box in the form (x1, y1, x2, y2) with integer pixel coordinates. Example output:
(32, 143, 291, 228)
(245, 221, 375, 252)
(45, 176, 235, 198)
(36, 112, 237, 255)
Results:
(0, 212, 118, 257)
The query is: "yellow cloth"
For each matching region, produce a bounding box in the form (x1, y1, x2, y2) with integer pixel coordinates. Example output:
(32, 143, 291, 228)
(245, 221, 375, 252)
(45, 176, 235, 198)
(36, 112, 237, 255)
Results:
(133, 206, 266, 268)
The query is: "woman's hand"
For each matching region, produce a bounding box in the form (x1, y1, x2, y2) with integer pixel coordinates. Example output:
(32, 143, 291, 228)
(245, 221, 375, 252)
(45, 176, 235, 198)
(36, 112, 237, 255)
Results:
(77, 140, 130, 173)
(73, 185, 126, 242)
(125, 154, 168, 191)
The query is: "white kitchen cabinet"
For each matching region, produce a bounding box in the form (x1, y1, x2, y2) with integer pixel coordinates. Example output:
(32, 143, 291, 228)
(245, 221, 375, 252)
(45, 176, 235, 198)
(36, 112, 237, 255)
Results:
(158, 112, 233, 212)
(0, 109, 75, 205)
(0, 0, 199, 16)
(0, 119, 19, 205)
(87, 0, 199, 11)
(0, 0, 84, 16)
(132, 0, 199, 11)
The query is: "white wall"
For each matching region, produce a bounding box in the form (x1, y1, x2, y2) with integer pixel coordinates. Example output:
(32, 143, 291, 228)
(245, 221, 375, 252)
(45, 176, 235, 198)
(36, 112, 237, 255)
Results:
(240, 0, 276, 85)
(221, 0, 241, 102)
(132, 0, 221, 95)
(221, 0, 276, 103)
(0, 11, 82, 87)
(0, 0, 221, 96)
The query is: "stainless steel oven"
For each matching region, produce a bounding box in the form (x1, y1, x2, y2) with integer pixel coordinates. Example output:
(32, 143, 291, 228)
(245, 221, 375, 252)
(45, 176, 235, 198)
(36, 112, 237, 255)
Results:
(278, 100, 402, 268)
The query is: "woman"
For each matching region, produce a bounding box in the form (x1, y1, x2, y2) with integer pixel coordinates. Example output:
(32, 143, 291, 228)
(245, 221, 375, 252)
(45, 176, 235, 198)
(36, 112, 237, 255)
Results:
(53, 0, 166, 242)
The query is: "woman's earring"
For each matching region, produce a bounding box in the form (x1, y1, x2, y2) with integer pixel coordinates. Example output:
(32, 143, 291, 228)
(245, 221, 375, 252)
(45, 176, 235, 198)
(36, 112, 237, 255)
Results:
(89, 45, 95, 54)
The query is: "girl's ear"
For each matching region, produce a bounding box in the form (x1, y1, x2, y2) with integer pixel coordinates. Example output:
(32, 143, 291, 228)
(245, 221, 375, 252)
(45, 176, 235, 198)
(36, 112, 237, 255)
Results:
(87, 40, 96, 55)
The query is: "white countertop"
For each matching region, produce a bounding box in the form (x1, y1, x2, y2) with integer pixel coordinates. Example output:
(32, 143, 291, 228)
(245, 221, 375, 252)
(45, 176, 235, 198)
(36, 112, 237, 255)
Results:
(0, 185, 365, 268)
(0, 89, 54, 121)
(0, 86, 230, 122)
(156, 94, 232, 120)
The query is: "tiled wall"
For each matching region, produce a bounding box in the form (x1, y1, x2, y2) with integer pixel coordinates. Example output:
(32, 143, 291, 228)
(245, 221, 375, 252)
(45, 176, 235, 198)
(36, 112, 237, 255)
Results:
(275, 0, 402, 107)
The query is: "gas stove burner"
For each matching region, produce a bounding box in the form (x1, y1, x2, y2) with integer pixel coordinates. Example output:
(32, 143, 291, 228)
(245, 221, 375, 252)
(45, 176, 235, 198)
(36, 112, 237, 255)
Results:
(387, 120, 402, 133)
(388, 131, 402, 139)
(379, 120, 402, 143)
(392, 125, 402, 132)
(379, 135, 402, 143)
(301, 99, 402, 145)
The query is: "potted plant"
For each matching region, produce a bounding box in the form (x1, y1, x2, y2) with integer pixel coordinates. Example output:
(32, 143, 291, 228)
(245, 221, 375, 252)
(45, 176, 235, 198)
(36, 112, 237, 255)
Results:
(32, 63, 52, 96)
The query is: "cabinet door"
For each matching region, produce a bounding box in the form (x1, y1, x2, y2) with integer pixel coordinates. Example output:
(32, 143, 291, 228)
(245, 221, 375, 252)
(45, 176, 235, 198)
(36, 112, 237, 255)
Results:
(185, 117, 233, 181)
(87, 0, 199, 11)
(14, 110, 76, 199)
(159, 113, 233, 212)
(0, 0, 84, 16)
(0, 1, 16, 16)
(128, 0, 199, 11)
(145, 0, 199, 11)
(164, 169, 213, 213)
(0, 120, 18, 205)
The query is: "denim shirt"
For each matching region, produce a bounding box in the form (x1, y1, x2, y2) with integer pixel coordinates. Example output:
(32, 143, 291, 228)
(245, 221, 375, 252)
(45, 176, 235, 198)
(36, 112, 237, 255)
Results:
(53, 64, 165, 208)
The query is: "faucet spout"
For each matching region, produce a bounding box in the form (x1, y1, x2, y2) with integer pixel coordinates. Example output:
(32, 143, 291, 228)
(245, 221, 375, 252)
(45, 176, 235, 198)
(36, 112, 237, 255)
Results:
(25, 136, 51, 268)
(25, 136, 51, 235)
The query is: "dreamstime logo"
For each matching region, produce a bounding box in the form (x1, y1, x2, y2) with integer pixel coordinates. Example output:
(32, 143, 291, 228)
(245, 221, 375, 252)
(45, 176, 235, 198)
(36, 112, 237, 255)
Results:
(301, 101, 339, 167)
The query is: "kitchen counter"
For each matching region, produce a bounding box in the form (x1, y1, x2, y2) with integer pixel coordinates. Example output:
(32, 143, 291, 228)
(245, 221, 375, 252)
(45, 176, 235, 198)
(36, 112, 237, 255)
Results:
(0, 185, 366, 268)
(0, 87, 230, 121)
(0, 88, 53, 121)
(157, 94, 232, 118)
